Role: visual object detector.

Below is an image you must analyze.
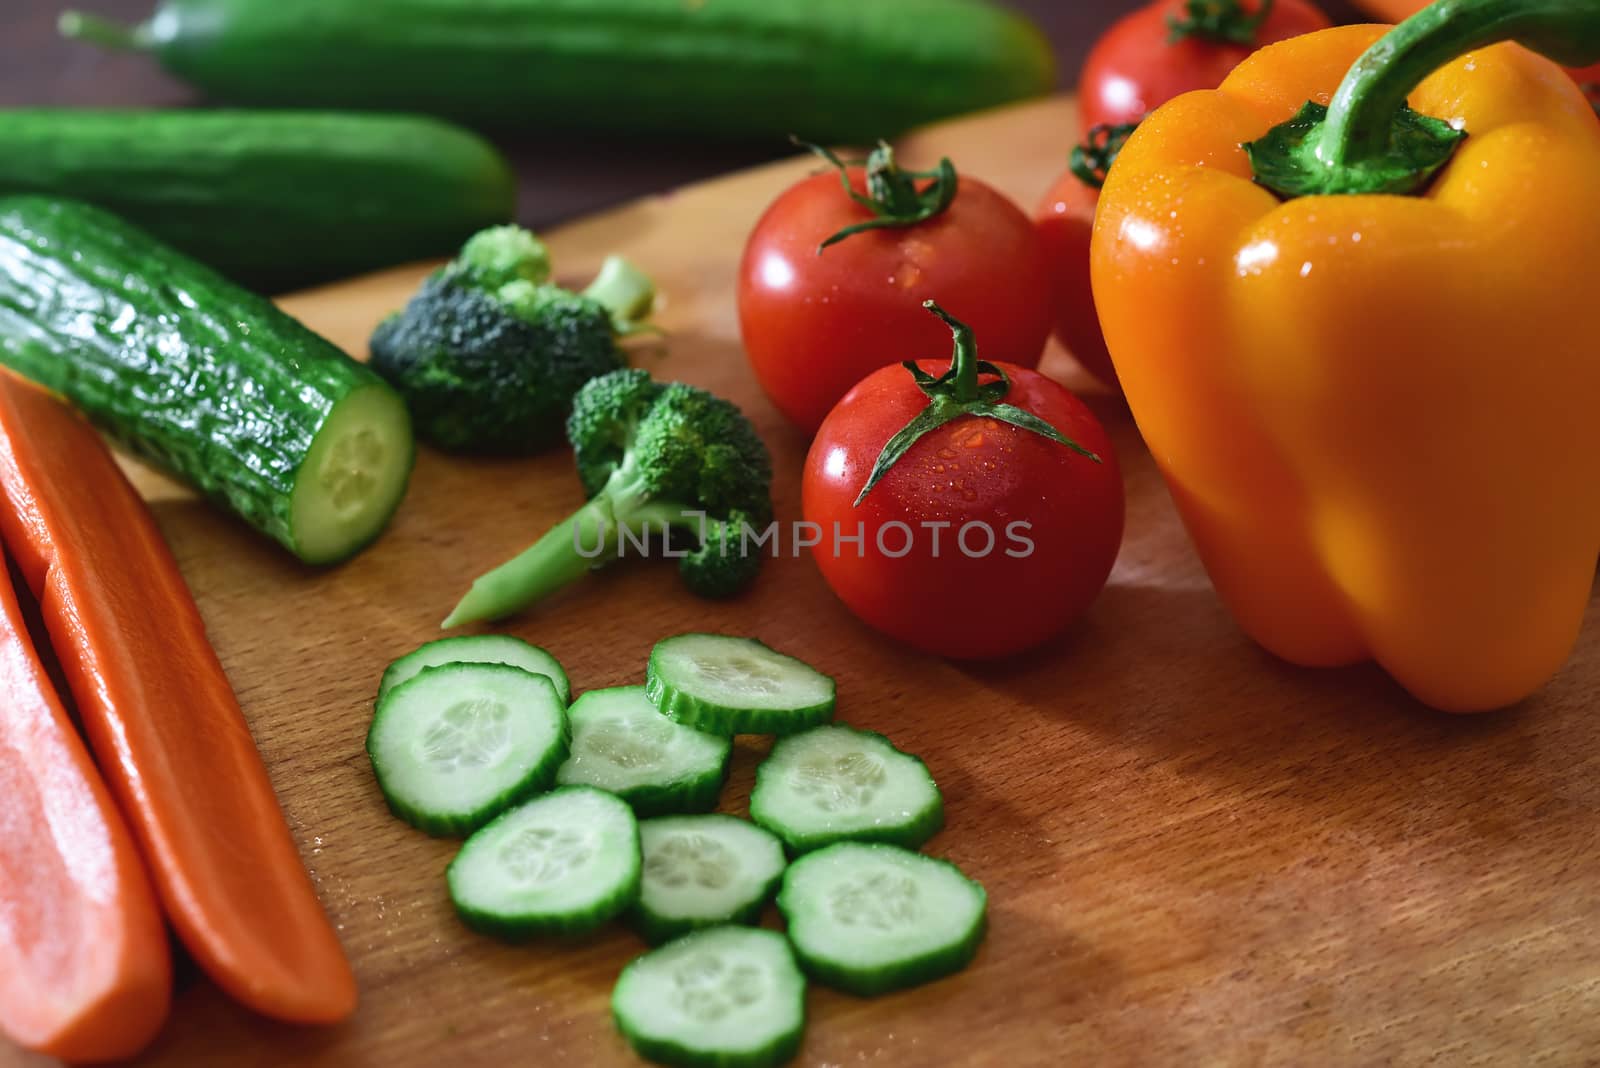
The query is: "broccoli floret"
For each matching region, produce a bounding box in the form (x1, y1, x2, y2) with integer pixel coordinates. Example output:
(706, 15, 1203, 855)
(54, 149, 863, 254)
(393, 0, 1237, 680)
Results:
(368, 225, 654, 455)
(442, 369, 774, 627)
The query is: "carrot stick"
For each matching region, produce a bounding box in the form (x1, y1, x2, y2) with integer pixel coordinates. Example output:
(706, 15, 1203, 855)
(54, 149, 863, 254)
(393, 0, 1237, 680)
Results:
(0, 372, 357, 1025)
(0, 549, 171, 1061)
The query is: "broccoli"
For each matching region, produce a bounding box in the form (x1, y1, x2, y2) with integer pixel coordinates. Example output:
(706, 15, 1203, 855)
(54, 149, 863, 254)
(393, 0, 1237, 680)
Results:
(442, 368, 774, 627)
(369, 224, 655, 455)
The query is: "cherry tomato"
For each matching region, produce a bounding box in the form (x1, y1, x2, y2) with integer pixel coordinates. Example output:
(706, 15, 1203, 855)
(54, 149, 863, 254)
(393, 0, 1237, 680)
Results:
(1033, 124, 1137, 390)
(802, 308, 1124, 660)
(738, 148, 1051, 434)
(1079, 0, 1332, 130)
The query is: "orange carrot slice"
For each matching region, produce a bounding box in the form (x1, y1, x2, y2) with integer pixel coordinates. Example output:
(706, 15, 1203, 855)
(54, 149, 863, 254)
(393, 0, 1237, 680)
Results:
(0, 372, 357, 1025)
(0, 549, 171, 1061)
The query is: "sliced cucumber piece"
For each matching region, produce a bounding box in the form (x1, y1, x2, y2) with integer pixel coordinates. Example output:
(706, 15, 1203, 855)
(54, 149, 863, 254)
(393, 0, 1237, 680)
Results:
(646, 634, 835, 736)
(749, 724, 943, 855)
(378, 634, 570, 704)
(630, 816, 787, 945)
(556, 686, 731, 817)
(778, 843, 986, 997)
(448, 786, 640, 939)
(366, 662, 567, 836)
(291, 382, 416, 565)
(613, 926, 806, 1068)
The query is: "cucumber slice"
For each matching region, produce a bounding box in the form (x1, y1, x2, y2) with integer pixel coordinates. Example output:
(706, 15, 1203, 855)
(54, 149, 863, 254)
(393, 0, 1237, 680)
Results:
(630, 815, 787, 945)
(448, 785, 640, 939)
(292, 383, 415, 564)
(777, 843, 986, 997)
(378, 634, 570, 705)
(646, 634, 835, 736)
(556, 687, 731, 816)
(366, 662, 567, 836)
(612, 926, 806, 1068)
(748, 724, 943, 855)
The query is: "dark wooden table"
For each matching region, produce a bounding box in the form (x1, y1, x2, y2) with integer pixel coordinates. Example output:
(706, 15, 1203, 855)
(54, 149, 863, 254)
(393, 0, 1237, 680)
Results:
(1, 0, 1363, 232)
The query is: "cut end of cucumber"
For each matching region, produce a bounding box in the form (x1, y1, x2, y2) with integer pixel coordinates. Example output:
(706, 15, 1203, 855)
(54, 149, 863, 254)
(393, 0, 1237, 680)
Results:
(613, 926, 806, 1068)
(749, 724, 943, 854)
(778, 843, 986, 998)
(632, 815, 787, 945)
(556, 687, 731, 817)
(366, 663, 566, 836)
(448, 786, 641, 939)
(647, 634, 836, 736)
(378, 635, 570, 705)
(291, 382, 413, 564)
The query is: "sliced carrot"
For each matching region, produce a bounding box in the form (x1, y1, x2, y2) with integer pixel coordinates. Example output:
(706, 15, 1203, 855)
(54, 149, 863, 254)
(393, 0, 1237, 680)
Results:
(0, 372, 357, 1025)
(0, 550, 171, 1062)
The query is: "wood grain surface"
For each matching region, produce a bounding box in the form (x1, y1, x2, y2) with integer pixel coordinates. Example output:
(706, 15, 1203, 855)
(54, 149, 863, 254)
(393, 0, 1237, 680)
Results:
(6, 96, 1599, 1068)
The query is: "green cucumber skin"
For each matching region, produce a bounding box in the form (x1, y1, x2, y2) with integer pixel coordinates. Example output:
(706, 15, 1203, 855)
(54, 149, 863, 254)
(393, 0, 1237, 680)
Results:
(627, 894, 769, 949)
(0, 195, 412, 563)
(789, 907, 985, 997)
(121, 0, 1055, 142)
(609, 766, 730, 821)
(0, 110, 515, 293)
(644, 672, 836, 738)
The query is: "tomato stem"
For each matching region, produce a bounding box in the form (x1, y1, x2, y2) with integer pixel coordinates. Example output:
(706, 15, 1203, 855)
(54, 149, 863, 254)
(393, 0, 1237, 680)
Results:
(1069, 123, 1140, 189)
(793, 138, 960, 251)
(853, 302, 1101, 506)
(1166, 0, 1274, 46)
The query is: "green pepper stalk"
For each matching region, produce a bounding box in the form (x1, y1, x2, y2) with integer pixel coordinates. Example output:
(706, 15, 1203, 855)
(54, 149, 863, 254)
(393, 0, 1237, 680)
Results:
(1247, 0, 1600, 197)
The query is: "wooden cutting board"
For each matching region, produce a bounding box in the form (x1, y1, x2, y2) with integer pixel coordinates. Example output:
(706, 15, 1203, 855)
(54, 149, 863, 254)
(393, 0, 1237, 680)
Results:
(8, 95, 1599, 1068)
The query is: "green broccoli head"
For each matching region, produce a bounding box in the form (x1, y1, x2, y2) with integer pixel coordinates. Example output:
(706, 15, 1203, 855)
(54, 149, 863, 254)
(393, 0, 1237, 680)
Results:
(441, 369, 774, 627)
(368, 225, 654, 455)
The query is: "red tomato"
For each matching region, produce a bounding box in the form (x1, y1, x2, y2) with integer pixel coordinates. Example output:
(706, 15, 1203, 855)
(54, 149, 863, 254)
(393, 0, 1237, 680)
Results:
(1033, 124, 1137, 390)
(1079, 0, 1331, 129)
(738, 164, 1051, 434)
(802, 357, 1124, 660)
(1569, 61, 1600, 111)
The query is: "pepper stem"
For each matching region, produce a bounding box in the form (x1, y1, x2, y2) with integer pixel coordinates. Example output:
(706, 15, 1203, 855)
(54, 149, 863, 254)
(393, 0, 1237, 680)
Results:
(1247, 0, 1600, 198)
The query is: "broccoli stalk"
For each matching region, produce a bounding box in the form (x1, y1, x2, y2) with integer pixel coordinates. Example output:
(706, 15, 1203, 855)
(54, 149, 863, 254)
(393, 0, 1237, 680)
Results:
(369, 224, 655, 455)
(442, 369, 773, 628)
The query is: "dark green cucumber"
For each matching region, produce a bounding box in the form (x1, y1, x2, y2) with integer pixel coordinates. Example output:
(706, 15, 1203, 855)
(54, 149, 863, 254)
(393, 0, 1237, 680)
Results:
(60, 0, 1056, 143)
(0, 109, 515, 293)
(0, 196, 414, 564)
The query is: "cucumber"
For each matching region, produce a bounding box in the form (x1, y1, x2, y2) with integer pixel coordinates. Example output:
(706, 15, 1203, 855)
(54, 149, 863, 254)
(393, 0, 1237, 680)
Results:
(556, 687, 732, 817)
(612, 926, 806, 1068)
(366, 663, 567, 836)
(60, 0, 1055, 143)
(448, 786, 641, 939)
(0, 196, 414, 564)
(378, 635, 570, 705)
(646, 635, 835, 737)
(748, 725, 943, 855)
(0, 110, 515, 293)
(777, 843, 986, 997)
(631, 816, 787, 945)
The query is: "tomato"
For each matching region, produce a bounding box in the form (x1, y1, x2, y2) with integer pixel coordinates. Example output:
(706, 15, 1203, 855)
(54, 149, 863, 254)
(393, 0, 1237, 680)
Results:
(1033, 124, 1137, 390)
(738, 147, 1051, 434)
(1079, 0, 1332, 129)
(802, 305, 1124, 660)
(1569, 61, 1600, 112)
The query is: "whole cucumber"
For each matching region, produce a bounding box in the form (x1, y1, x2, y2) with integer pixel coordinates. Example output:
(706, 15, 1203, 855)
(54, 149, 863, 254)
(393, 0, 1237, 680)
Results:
(0, 196, 415, 565)
(60, 0, 1056, 143)
(0, 110, 515, 293)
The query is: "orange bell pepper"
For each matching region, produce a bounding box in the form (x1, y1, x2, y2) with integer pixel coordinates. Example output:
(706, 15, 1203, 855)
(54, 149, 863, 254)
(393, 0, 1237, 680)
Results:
(1092, 0, 1600, 710)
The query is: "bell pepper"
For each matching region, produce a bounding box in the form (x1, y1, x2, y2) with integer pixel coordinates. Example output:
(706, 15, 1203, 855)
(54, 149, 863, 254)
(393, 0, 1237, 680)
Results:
(1091, 0, 1600, 711)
